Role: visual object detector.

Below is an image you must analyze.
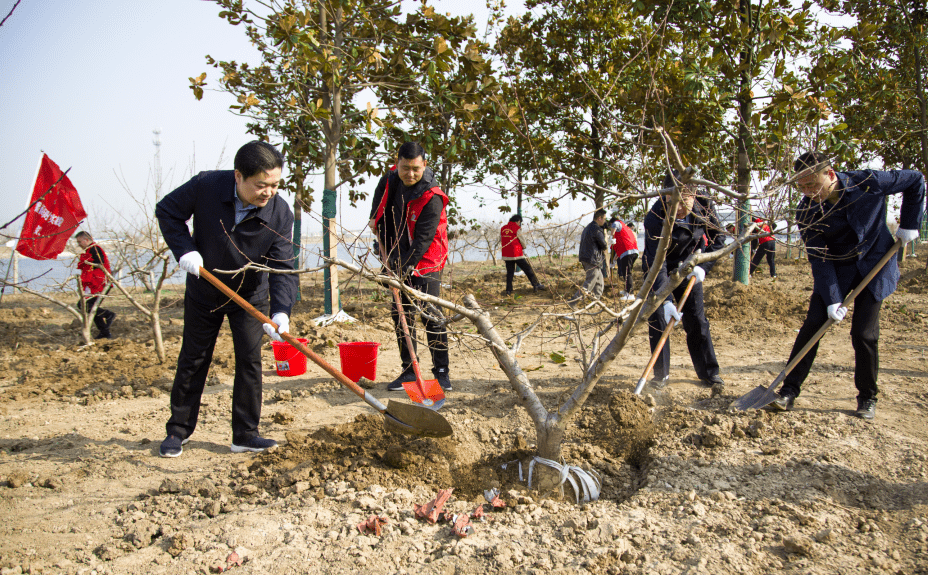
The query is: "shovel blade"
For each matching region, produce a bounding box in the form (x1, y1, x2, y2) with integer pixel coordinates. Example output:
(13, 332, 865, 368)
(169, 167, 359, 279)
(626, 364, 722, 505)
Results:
(384, 399, 453, 438)
(402, 378, 446, 411)
(731, 385, 779, 411)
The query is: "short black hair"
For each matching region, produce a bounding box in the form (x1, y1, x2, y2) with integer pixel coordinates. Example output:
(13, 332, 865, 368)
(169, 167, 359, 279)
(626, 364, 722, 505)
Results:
(234, 140, 284, 179)
(74, 231, 92, 241)
(594, 208, 607, 220)
(794, 151, 831, 174)
(397, 142, 426, 161)
(662, 169, 680, 190)
(509, 214, 522, 223)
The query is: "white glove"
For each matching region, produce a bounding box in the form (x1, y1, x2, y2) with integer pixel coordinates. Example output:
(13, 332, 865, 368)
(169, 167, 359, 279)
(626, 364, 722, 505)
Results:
(827, 303, 847, 322)
(687, 265, 706, 284)
(178, 251, 203, 277)
(661, 301, 682, 324)
(263, 312, 289, 342)
(896, 228, 919, 243)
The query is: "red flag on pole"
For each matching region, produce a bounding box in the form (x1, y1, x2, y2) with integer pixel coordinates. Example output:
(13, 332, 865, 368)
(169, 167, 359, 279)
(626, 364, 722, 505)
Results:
(15, 154, 87, 260)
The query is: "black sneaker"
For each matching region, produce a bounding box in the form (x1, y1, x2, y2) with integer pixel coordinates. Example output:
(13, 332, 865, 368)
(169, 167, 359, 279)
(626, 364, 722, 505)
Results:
(533, 284, 548, 292)
(768, 391, 797, 412)
(856, 398, 877, 420)
(231, 436, 278, 453)
(159, 435, 189, 458)
(433, 367, 452, 391)
(650, 375, 670, 390)
(95, 331, 112, 339)
(700, 375, 725, 388)
(387, 367, 416, 391)
(504, 290, 513, 296)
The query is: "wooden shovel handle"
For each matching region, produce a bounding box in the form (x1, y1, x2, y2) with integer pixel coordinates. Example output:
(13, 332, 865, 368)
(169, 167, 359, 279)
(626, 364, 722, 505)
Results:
(639, 275, 698, 381)
(197, 267, 381, 409)
(377, 244, 429, 388)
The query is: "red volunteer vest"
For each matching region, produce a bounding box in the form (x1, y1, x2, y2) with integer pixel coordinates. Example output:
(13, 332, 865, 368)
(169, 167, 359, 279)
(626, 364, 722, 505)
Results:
(501, 222, 523, 259)
(373, 170, 449, 275)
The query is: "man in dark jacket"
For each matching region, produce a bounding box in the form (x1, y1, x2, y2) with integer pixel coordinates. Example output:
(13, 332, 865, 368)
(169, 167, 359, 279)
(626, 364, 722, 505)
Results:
(369, 142, 451, 392)
(642, 172, 726, 390)
(155, 141, 298, 457)
(770, 151, 925, 420)
(569, 208, 608, 305)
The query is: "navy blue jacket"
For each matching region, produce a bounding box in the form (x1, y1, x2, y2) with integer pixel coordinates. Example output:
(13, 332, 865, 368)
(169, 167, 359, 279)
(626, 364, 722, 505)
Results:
(578, 220, 607, 265)
(796, 169, 925, 305)
(642, 194, 725, 295)
(155, 170, 298, 316)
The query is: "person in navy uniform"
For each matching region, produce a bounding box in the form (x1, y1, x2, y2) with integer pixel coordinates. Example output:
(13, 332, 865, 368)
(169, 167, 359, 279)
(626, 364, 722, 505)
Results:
(155, 140, 298, 457)
(642, 171, 726, 391)
(770, 151, 924, 420)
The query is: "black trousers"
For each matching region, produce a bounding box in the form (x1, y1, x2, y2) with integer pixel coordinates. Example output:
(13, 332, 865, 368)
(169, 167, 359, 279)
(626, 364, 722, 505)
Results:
(391, 271, 449, 374)
(750, 242, 776, 277)
(616, 253, 638, 293)
(79, 296, 113, 334)
(782, 281, 882, 402)
(167, 294, 267, 443)
(505, 259, 540, 292)
(647, 281, 719, 380)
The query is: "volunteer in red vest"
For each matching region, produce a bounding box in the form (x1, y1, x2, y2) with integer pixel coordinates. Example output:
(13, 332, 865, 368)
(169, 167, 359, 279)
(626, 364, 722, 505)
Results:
(74, 231, 116, 339)
(501, 214, 546, 296)
(749, 216, 776, 278)
(369, 142, 452, 392)
(611, 218, 639, 298)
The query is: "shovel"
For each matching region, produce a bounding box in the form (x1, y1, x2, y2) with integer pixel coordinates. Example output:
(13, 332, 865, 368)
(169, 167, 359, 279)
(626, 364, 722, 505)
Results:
(198, 267, 452, 438)
(633, 275, 697, 395)
(378, 245, 446, 410)
(731, 239, 903, 411)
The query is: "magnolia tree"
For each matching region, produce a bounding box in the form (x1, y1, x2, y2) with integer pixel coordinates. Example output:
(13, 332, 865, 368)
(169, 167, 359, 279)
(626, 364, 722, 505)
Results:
(235, 132, 772, 476)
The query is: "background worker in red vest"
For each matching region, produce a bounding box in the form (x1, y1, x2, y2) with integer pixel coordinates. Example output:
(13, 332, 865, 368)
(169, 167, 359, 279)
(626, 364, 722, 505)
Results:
(369, 142, 452, 392)
(74, 231, 116, 339)
(610, 218, 639, 299)
(500, 214, 546, 296)
(749, 216, 776, 278)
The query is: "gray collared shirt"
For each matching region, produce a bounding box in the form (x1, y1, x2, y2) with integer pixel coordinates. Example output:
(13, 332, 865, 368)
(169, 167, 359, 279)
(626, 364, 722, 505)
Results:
(233, 185, 258, 225)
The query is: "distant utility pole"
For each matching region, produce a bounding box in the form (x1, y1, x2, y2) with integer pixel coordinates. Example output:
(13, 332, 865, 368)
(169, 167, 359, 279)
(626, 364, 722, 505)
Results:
(152, 128, 163, 202)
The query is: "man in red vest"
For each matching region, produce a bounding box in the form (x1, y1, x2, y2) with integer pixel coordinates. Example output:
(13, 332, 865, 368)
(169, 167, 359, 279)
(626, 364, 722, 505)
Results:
(749, 217, 776, 278)
(610, 218, 639, 299)
(74, 231, 116, 339)
(501, 214, 546, 295)
(369, 142, 452, 392)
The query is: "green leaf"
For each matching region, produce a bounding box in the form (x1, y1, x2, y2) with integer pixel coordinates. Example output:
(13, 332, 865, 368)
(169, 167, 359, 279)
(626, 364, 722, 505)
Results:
(550, 352, 566, 364)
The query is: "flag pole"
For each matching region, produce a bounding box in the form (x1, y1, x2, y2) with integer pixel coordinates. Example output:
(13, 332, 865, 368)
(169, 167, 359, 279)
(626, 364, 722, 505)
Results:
(1, 153, 44, 304)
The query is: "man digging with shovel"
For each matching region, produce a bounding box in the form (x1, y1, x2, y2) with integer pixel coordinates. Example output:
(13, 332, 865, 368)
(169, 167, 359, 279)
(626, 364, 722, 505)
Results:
(642, 170, 726, 393)
(155, 141, 298, 457)
(767, 152, 924, 420)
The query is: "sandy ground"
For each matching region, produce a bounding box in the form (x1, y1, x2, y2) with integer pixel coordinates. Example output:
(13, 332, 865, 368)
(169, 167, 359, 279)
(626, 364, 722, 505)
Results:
(1, 247, 928, 575)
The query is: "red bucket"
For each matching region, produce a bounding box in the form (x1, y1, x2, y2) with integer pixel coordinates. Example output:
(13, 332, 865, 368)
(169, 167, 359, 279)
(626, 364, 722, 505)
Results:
(337, 342, 380, 383)
(271, 338, 309, 377)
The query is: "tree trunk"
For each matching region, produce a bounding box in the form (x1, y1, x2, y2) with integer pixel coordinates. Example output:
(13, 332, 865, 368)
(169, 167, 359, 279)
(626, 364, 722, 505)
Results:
(591, 101, 604, 208)
(732, 1, 754, 286)
(293, 195, 302, 302)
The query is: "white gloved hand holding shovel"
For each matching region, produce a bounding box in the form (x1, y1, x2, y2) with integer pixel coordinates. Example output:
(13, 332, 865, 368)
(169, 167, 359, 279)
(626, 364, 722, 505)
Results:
(263, 313, 289, 342)
(661, 301, 682, 324)
(827, 303, 847, 322)
(178, 251, 203, 277)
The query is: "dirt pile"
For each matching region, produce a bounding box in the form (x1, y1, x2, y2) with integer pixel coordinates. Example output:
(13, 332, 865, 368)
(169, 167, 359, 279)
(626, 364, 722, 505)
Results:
(1, 250, 927, 574)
